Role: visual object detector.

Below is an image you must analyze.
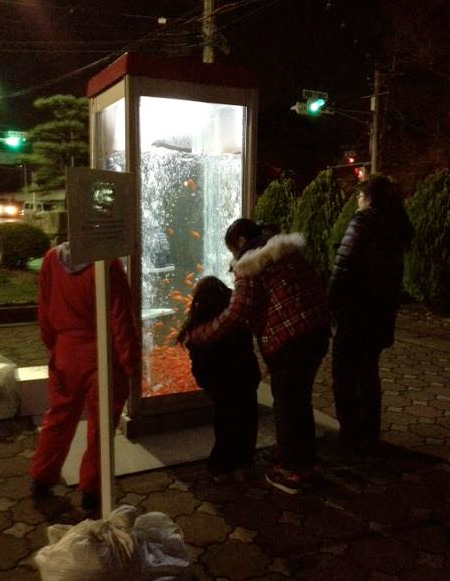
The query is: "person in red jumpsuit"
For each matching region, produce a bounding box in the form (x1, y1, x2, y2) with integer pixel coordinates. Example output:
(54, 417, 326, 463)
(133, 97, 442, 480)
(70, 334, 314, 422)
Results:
(29, 242, 140, 512)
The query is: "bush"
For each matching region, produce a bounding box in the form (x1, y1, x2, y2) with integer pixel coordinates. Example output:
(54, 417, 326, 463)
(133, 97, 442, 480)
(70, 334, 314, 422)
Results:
(291, 169, 344, 280)
(254, 178, 297, 233)
(0, 222, 50, 269)
(404, 169, 450, 310)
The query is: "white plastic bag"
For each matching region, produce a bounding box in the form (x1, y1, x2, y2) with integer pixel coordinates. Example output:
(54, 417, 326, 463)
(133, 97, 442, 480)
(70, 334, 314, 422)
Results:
(34, 505, 191, 581)
(0, 355, 19, 419)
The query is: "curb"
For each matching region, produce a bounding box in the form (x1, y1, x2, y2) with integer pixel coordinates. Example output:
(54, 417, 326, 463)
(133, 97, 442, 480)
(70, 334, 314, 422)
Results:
(0, 305, 37, 325)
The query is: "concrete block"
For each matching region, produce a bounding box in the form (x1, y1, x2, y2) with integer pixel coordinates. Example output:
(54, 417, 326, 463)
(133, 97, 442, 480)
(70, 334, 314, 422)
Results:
(16, 366, 48, 416)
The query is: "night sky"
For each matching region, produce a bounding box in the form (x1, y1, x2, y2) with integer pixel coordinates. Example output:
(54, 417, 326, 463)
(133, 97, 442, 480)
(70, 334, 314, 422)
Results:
(1, 0, 448, 187)
(0, 1, 377, 123)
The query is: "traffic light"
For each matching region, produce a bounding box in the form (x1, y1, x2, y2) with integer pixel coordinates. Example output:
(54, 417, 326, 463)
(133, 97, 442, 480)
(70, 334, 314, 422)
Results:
(306, 96, 326, 115)
(291, 90, 331, 117)
(0, 131, 27, 150)
(354, 166, 367, 181)
(344, 151, 367, 181)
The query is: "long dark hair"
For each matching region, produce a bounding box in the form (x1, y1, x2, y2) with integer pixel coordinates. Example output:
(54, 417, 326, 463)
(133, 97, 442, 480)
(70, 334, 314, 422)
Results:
(177, 276, 231, 344)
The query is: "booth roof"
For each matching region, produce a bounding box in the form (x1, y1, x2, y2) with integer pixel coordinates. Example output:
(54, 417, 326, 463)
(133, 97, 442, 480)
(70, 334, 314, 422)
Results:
(86, 52, 258, 99)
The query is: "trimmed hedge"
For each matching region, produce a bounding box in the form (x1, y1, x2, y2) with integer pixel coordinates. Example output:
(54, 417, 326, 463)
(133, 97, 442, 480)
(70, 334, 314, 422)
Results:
(0, 222, 50, 269)
(253, 167, 450, 311)
(254, 178, 297, 233)
(404, 169, 450, 310)
(291, 169, 344, 280)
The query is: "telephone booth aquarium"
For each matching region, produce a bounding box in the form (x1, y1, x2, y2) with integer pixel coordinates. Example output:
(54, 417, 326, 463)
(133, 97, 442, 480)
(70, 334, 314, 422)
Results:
(87, 53, 258, 436)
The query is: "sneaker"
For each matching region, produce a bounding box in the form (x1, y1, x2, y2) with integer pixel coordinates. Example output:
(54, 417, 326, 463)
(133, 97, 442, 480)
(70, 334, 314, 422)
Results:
(265, 467, 303, 495)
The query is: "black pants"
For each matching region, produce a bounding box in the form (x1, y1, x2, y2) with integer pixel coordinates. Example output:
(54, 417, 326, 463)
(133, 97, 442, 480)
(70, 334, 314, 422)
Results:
(332, 327, 383, 443)
(267, 328, 329, 472)
(204, 378, 259, 476)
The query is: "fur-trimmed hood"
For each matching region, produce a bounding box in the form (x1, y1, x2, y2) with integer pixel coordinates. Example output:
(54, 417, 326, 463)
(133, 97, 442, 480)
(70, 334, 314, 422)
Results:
(233, 233, 306, 277)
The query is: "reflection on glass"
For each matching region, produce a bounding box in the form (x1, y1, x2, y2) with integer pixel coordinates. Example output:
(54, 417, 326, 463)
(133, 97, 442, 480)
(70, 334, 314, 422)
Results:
(95, 99, 126, 172)
(140, 97, 244, 397)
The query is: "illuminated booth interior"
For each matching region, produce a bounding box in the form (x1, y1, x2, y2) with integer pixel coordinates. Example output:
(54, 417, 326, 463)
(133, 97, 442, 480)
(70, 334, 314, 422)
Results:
(87, 54, 258, 435)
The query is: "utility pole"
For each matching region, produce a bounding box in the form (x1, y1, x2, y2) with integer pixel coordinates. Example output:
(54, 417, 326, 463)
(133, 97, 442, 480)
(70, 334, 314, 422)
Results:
(202, 0, 215, 63)
(370, 66, 381, 174)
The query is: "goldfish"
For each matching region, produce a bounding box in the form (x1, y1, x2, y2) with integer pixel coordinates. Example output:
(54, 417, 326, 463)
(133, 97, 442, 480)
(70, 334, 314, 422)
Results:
(189, 229, 201, 239)
(170, 290, 185, 302)
(184, 178, 195, 191)
(164, 327, 180, 344)
(183, 294, 193, 309)
(161, 278, 170, 284)
(183, 272, 195, 286)
(196, 263, 203, 272)
(166, 227, 174, 236)
(152, 321, 163, 329)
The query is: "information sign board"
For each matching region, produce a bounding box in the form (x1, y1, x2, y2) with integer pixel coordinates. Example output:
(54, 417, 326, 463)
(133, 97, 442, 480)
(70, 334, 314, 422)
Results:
(67, 167, 134, 264)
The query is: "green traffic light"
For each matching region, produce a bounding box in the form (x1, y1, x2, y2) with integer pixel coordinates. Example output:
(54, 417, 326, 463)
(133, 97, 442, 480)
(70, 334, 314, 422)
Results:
(1, 130, 27, 150)
(4, 136, 22, 148)
(307, 97, 326, 114)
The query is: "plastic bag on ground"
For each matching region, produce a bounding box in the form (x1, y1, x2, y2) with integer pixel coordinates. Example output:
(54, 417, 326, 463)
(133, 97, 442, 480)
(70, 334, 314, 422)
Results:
(34, 504, 192, 580)
(0, 355, 19, 419)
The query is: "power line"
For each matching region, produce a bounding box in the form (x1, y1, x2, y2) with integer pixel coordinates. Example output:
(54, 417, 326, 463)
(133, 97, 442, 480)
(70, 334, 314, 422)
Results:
(0, 0, 66, 7)
(0, 0, 281, 100)
(0, 55, 115, 99)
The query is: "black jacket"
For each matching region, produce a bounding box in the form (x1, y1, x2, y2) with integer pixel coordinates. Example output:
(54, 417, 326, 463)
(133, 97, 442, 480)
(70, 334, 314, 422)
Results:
(329, 206, 413, 348)
(187, 324, 261, 393)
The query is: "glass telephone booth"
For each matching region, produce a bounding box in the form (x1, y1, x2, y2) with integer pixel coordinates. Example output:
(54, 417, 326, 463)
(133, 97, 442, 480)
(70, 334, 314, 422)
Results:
(87, 53, 258, 435)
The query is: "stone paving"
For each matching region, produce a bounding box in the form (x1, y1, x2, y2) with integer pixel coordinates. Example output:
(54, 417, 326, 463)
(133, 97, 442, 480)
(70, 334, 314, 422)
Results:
(0, 303, 449, 580)
(314, 303, 450, 463)
(0, 324, 48, 368)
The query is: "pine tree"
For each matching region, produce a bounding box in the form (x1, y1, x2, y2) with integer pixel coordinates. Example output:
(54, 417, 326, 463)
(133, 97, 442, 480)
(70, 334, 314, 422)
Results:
(21, 95, 89, 193)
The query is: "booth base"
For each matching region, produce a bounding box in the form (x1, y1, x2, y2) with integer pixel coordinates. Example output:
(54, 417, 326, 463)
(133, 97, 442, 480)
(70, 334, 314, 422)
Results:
(61, 410, 278, 486)
(120, 405, 215, 439)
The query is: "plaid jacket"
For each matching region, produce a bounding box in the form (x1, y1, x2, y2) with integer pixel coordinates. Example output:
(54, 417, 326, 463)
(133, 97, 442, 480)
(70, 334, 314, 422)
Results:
(190, 233, 330, 359)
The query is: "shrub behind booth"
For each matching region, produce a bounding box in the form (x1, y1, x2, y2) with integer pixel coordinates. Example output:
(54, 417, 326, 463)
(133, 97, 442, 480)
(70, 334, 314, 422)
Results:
(291, 169, 344, 281)
(0, 222, 50, 269)
(404, 170, 450, 311)
(253, 168, 450, 311)
(254, 178, 297, 233)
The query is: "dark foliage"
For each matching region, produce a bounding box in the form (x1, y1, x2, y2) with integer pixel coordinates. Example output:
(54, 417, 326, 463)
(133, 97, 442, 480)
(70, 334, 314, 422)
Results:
(404, 169, 450, 310)
(0, 222, 50, 269)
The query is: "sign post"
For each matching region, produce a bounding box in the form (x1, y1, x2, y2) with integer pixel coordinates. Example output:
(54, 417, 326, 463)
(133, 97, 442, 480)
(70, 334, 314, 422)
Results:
(67, 167, 134, 518)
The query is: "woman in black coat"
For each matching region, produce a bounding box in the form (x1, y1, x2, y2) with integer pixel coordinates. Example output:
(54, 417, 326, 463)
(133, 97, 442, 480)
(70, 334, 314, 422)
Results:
(329, 175, 413, 452)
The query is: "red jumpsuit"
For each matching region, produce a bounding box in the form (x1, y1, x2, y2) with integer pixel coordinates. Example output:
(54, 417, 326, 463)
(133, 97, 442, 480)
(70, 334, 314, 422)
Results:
(29, 245, 140, 495)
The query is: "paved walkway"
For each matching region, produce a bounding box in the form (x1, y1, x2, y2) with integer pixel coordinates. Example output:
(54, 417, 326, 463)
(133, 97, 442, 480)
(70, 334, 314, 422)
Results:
(0, 303, 449, 580)
(314, 304, 450, 463)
